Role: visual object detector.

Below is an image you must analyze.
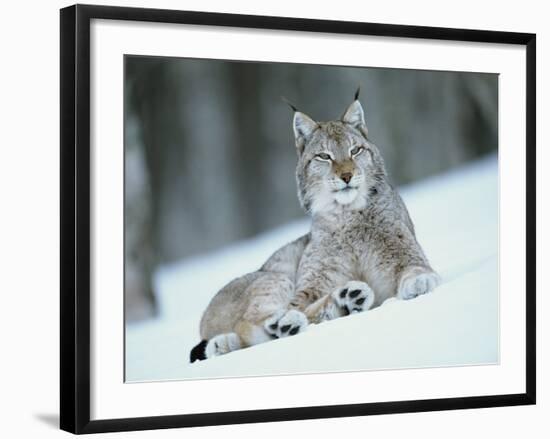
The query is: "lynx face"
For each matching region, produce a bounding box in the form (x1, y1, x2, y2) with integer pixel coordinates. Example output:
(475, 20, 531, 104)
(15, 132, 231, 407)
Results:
(293, 99, 386, 215)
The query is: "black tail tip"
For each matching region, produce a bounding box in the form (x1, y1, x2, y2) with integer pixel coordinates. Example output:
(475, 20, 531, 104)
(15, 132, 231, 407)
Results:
(190, 340, 208, 363)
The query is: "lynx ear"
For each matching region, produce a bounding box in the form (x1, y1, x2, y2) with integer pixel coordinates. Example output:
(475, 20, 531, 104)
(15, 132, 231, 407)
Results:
(293, 111, 318, 153)
(342, 96, 368, 138)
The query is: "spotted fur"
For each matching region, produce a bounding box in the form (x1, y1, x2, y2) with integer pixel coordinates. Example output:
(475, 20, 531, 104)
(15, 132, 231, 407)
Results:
(190, 92, 439, 362)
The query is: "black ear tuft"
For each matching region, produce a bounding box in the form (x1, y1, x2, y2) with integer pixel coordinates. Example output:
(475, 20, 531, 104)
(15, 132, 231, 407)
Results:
(281, 96, 299, 112)
(354, 86, 361, 101)
(190, 340, 208, 363)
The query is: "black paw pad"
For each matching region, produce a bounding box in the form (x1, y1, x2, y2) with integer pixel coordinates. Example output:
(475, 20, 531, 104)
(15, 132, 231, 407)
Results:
(280, 324, 291, 333)
(355, 297, 366, 305)
(349, 289, 362, 298)
(339, 288, 348, 298)
(289, 327, 300, 336)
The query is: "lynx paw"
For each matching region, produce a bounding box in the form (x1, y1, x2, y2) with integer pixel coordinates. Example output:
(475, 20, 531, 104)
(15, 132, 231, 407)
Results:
(265, 309, 308, 339)
(398, 267, 440, 300)
(333, 280, 375, 315)
(204, 332, 242, 359)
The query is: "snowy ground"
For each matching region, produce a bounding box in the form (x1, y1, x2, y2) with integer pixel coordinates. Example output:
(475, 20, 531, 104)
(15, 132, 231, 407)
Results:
(126, 155, 498, 382)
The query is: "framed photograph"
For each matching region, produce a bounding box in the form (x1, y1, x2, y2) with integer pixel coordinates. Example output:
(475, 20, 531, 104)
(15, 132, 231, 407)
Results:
(60, 4, 536, 434)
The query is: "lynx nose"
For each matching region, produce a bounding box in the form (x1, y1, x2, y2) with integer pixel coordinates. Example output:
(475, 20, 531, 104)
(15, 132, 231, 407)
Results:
(340, 172, 353, 184)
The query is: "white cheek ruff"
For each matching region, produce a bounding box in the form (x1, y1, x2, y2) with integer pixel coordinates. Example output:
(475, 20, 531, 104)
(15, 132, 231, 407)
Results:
(309, 188, 334, 214)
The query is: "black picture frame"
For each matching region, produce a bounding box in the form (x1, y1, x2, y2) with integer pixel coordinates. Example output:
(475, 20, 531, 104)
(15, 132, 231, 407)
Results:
(60, 4, 536, 434)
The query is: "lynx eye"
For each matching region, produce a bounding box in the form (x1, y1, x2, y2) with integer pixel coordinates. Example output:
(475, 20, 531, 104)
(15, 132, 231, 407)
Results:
(315, 153, 332, 161)
(350, 146, 365, 157)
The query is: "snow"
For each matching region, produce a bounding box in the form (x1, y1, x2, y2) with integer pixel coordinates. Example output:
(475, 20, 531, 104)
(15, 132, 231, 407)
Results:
(126, 154, 498, 382)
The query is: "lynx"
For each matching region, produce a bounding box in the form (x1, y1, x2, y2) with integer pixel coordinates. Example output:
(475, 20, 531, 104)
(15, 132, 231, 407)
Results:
(190, 90, 439, 362)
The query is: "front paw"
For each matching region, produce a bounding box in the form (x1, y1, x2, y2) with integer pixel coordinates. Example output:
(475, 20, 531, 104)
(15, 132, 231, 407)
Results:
(333, 280, 375, 315)
(264, 309, 308, 339)
(398, 267, 440, 300)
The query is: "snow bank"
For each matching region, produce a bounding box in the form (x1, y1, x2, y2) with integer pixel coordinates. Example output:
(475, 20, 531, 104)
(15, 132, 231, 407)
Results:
(126, 155, 498, 382)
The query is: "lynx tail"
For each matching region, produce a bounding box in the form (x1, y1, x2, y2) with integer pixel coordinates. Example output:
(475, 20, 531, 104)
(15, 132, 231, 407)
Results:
(189, 339, 208, 363)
